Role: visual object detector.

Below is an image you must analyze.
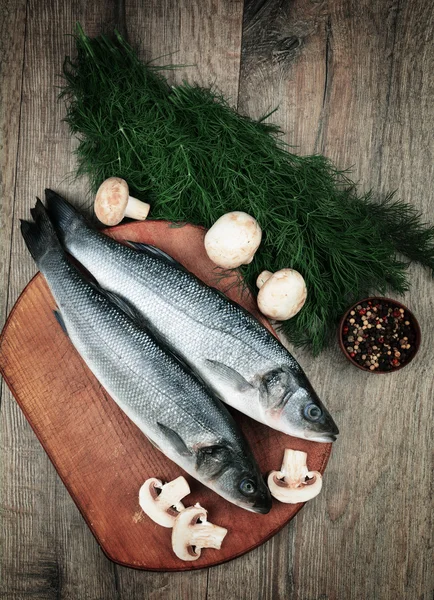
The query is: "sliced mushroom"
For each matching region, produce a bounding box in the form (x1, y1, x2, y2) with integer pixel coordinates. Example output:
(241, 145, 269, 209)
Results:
(171, 503, 228, 561)
(268, 449, 322, 504)
(95, 177, 150, 226)
(139, 476, 191, 527)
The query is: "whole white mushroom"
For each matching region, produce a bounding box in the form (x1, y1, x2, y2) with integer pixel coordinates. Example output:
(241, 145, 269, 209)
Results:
(256, 269, 307, 320)
(204, 211, 262, 269)
(94, 177, 150, 226)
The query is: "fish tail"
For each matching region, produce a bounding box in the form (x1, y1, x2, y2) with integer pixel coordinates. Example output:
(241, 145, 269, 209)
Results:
(21, 199, 63, 265)
(45, 188, 86, 243)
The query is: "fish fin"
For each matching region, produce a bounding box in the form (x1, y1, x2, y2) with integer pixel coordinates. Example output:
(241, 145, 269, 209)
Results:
(20, 200, 63, 264)
(29, 200, 42, 222)
(156, 422, 191, 457)
(125, 241, 185, 270)
(204, 359, 254, 393)
(53, 310, 69, 336)
(45, 189, 87, 242)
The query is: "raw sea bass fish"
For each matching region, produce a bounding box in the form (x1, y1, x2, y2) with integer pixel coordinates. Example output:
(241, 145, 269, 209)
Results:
(20, 201, 272, 514)
(46, 190, 339, 443)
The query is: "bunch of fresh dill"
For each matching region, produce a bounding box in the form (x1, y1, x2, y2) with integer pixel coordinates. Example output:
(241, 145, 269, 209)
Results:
(60, 25, 434, 354)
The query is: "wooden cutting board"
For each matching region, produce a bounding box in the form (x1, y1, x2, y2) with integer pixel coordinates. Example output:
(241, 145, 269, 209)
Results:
(0, 220, 332, 571)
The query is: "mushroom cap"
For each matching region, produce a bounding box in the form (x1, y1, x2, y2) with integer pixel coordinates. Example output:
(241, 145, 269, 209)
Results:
(204, 211, 262, 269)
(95, 177, 130, 226)
(257, 268, 307, 320)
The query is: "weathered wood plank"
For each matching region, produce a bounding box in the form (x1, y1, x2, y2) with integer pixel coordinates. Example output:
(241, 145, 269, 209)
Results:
(235, 1, 434, 599)
(207, 524, 295, 600)
(238, 0, 328, 152)
(0, 1, 123, 597)
(0, 0, 27, 332)
(126, 0, 244, 99)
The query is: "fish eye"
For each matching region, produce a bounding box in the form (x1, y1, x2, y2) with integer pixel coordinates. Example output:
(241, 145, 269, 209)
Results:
(304, 403, 323, 421)
(239, 478, 257, 496)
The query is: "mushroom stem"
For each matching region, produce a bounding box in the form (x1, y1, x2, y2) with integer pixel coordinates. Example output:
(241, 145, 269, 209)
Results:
(268, 449, 323, 504)
(281, 449, 311, 486)
(256, 270, 273, 289)
(124, 196, 151, 221)
(188, 522, 227, 551)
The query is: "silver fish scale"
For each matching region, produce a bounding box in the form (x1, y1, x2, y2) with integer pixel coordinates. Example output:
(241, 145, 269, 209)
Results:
(42, 253, 238, 455)
(69, 231, 302, 385)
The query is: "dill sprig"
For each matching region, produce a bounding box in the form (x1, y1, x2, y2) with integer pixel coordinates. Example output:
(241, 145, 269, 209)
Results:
(60, 25, 434, 354)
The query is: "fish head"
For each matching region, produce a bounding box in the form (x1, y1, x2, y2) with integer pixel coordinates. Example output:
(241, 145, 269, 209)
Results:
(194, 442, 272, 514)
(260, 366, 339, 443)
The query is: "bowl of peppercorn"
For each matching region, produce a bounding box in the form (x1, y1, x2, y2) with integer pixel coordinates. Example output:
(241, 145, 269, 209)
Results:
(338, 297, 421, 372)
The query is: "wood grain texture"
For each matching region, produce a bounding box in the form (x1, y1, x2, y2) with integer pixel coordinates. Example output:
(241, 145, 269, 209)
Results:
(0, 0, 27, 362)
(1, 2, 128, 597)
(125, 0, 243, 99)
(0, 220, 331, 571)
(0, 0, 433, 598)
(0, 0, 241, 598)
(236, 1, 434, 600)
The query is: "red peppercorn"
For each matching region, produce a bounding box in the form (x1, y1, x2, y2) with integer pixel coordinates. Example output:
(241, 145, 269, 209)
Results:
(359, 308, 366, 315)
(350, 352, 356, 357)
(378, 337, 384, 343)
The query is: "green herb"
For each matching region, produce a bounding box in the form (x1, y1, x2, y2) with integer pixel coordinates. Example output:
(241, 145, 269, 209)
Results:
(60, 25, 434, 354)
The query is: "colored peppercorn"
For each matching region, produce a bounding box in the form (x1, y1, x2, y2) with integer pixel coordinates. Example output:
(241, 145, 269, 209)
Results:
(341, 299, 417, 372)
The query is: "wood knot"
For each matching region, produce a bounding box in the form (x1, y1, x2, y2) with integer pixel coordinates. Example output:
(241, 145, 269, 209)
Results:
(272, 36, 301, 63)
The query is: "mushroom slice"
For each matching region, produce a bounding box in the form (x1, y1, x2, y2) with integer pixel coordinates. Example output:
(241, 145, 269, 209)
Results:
(95, 177, 150, 226)
(268, 449, 322, 504)
(139, 476, 191, 528)
(172, 504, 228, 562)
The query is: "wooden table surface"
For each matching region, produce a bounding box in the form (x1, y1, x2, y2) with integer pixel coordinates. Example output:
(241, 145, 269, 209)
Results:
(0, 1, 432, 599)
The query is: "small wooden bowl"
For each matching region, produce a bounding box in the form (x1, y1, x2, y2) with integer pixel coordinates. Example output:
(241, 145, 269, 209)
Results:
(338, 297, 421, 373)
